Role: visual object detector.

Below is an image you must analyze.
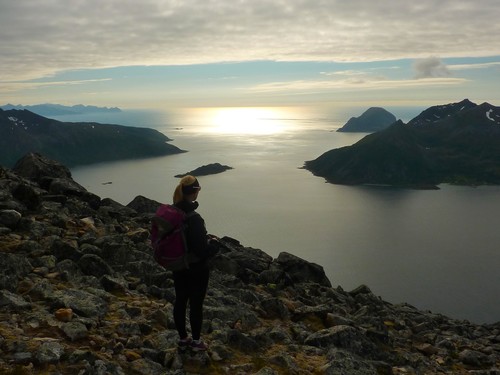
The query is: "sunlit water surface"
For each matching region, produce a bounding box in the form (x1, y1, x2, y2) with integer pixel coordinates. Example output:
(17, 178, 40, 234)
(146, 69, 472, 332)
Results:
(68, 106, 500, 324)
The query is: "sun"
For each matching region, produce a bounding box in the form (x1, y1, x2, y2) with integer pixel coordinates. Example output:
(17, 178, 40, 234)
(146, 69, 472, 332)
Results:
(207, 107, 288, 134)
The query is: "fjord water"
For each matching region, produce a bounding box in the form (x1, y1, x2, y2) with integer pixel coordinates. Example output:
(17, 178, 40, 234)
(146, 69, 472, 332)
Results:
(69, 107, 500, 324)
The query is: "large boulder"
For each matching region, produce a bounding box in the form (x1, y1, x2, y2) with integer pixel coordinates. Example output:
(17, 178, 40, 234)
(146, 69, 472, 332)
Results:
(275, 252, 332, 287)
(13, 153, 72, 184)
(127, 195, 161, 214)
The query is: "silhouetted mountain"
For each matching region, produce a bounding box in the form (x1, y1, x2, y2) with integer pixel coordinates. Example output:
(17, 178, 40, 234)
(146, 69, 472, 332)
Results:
(337, 107, 397, 132)
(0, 109, 184, 168)
(1, 103, 121, 116)
(305, 100, 500, 188)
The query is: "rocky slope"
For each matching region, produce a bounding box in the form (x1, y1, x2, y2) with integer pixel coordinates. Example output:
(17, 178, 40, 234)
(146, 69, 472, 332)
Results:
(1, 153, 499, 374)
(305, 99, 500, 188)
(0, 109, 184, 168)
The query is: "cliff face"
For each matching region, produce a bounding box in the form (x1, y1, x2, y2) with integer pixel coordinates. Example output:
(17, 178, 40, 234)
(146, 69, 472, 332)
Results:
(0, 109, 184, 168)
(1, 154, 499, 374)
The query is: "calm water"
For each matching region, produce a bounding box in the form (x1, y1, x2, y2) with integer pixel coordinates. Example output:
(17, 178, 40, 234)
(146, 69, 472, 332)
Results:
(68, 107, 500, 324)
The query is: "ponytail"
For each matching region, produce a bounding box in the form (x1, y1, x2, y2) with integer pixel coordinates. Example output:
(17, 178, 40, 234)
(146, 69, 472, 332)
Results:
(173, 175, 200, 204)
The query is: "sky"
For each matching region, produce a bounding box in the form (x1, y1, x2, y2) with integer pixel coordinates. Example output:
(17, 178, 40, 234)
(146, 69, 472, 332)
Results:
(1, 0, 500, 110)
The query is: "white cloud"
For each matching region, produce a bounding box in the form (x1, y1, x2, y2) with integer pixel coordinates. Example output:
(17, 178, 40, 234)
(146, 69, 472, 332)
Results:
(248, 76, 466, 93)
(448, 62, 500, 70)
(0, 0, 499, 83)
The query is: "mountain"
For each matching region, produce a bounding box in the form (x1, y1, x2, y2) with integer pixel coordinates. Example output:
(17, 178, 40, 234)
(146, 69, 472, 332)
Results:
(305, 99, 500, 188)
(337, 107, 397, 132)
(1, 103, 121, 116)
(0, 108, 184, 168)
(1, 154, 499, 374)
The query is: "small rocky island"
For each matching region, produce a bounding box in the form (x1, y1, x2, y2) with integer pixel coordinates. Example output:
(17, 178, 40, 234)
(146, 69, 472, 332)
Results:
(0, 153, 499, 374)
(175, 162, 233, 178)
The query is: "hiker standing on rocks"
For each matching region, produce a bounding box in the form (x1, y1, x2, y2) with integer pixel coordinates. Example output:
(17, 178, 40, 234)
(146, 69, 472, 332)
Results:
(172, 175, 219, 352)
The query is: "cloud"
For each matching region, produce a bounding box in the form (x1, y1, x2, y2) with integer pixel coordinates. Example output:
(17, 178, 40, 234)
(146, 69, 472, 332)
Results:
(448, 61, 500, 70)
(0, 0, 499, 83)
(248, 76, 466, 93)
(413, 57, 451, 79)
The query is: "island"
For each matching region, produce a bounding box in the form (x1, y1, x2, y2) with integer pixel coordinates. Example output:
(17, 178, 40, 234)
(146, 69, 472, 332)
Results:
(175, 163, 234, 177)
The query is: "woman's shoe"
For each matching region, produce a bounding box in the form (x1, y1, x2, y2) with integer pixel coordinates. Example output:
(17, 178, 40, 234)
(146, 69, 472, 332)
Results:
(190, 339, 208, 352)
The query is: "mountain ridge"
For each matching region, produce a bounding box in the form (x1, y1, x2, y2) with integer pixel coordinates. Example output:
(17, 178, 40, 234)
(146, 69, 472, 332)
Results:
(0, 108, 184, 168)
(1, 103, 121, 116)
(305, 99, 500, 189)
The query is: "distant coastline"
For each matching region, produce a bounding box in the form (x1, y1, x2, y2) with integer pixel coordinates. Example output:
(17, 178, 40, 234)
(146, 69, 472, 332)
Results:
(0, 103, 121, 117)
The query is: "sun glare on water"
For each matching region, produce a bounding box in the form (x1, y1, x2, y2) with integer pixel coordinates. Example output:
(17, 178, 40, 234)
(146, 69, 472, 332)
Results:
(206, 107, 289, 134)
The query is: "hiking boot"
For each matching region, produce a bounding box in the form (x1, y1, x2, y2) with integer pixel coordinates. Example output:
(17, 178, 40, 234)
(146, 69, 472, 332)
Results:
(190, 339, 208, 352)
(177, 337, 192, 352)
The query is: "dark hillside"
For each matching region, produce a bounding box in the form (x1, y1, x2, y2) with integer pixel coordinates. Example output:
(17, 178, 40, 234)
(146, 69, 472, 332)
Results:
(305, 100, 500, 188)
(0, 109, 184, 168)
(306, 121, 437, 187)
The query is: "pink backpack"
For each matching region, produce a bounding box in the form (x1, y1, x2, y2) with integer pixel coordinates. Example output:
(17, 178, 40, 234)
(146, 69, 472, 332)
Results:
(150, 204, 198, 271)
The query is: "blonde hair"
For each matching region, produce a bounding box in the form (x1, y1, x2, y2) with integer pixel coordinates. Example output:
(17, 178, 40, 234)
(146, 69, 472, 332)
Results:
(173, 175, 200, 204)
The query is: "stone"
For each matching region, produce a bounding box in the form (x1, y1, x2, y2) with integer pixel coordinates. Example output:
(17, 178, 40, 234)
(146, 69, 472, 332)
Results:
(126, 195, 161, 214)
(304, 325, 378, 357)
(78, 253, 114, 277)
(55, 308, 73, 322)
(275, 252, 332, 287)
(12, 153, 72, 184)
(35, 341, 64, 364)
(0, 209, 22, 228)
(62, 321, 88, 341)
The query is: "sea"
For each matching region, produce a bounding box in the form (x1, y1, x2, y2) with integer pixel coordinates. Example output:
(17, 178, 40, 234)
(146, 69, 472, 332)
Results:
(54, 106, 500, 324)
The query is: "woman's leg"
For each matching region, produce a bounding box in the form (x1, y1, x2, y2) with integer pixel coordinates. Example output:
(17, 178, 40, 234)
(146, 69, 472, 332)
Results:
(188, 267, 209, 340)
(173, 271, 190, 339)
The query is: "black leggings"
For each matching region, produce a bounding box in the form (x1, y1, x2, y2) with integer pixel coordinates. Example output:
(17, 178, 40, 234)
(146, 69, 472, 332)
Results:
(173, 266, 209, 340)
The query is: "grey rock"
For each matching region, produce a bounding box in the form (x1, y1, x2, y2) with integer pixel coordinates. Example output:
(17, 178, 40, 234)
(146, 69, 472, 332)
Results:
(62, 321, 88, 341)
(51, 289, 108, 318)
(324, 348, 378, 375)
(0, 253, 32, 291)
(0, 289, 31, 311)
(0, 209, 21, 228)
(275, 251, 332, 287)
(78, 253, 114, 277)
(35, 341, 64, 364)
(304, 325, 378, 358)
(226, 329, 260, 353)
(126, 195, 161, 214)
(13, 153, 72, 184)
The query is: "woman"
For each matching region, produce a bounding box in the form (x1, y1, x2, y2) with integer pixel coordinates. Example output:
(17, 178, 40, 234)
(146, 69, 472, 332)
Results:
(172, 175, 219, 352)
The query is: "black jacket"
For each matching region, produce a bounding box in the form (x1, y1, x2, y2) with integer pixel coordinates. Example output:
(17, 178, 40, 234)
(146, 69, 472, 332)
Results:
(174, 200, 218, 267)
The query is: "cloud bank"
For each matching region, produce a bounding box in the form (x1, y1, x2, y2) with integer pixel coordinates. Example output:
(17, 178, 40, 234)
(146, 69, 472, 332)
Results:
(1, 0, 499, 82)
